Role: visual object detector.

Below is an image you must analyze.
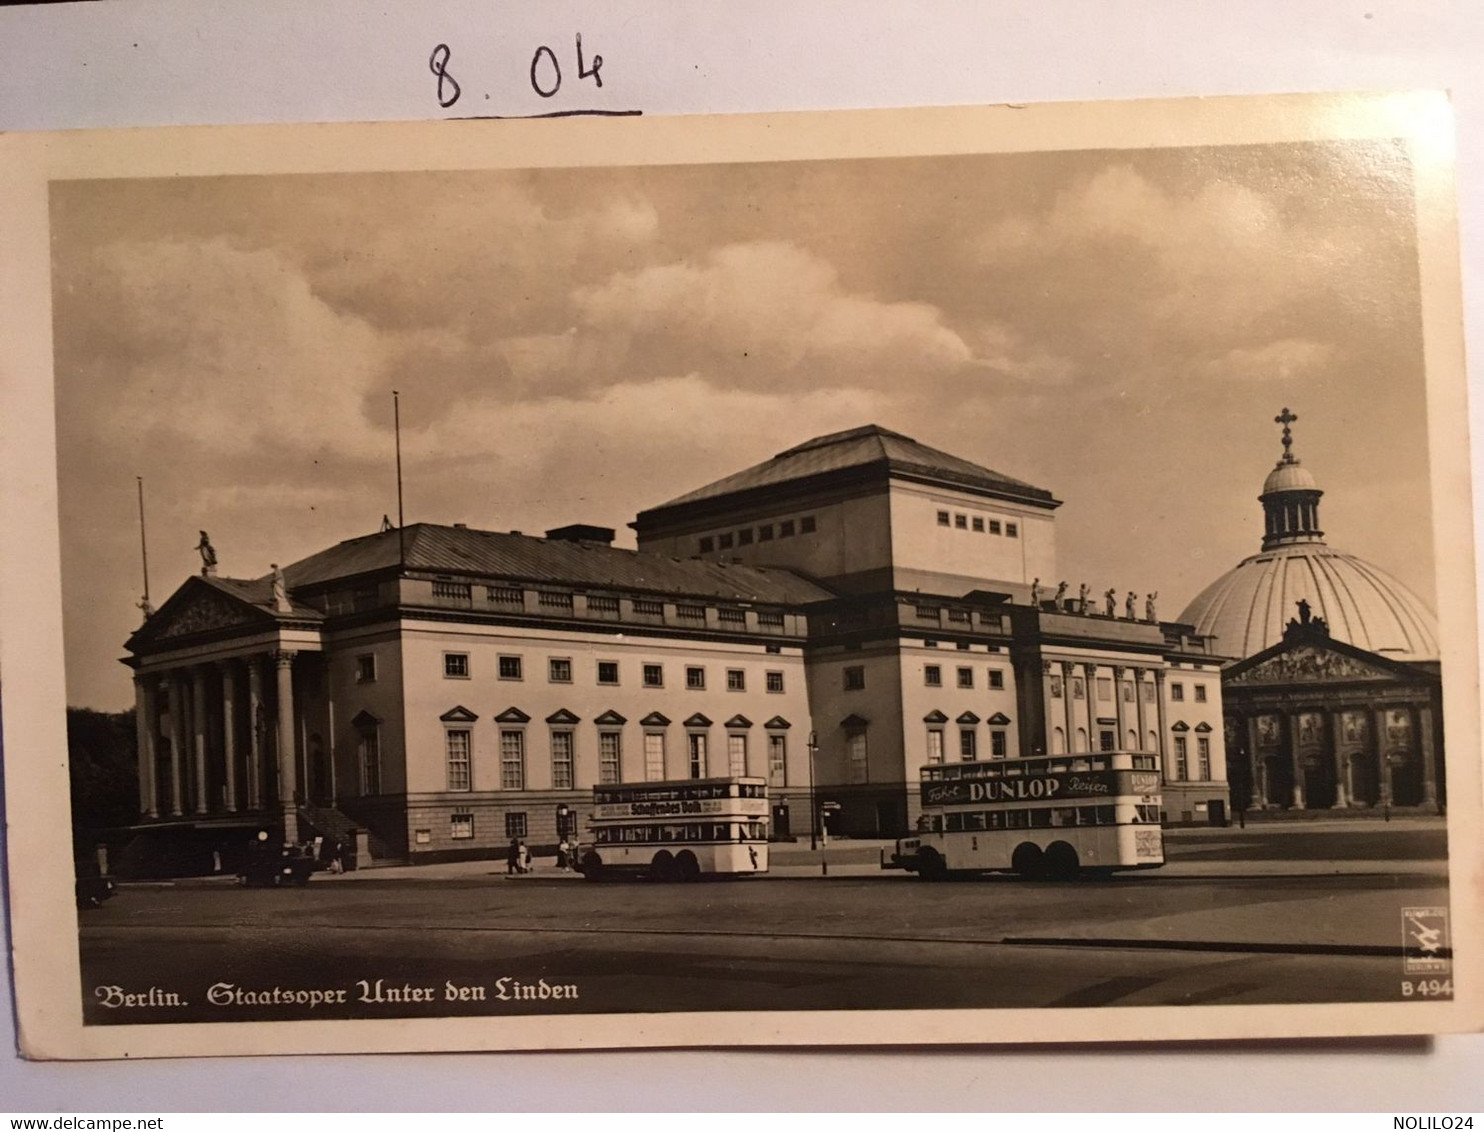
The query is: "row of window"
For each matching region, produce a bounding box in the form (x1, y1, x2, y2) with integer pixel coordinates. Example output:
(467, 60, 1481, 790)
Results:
(924, 665, 1007, 690)
(1048, 675, 1208, 702)
(440, 725, 791, 792)
(925, 726, 1010, 762)
(419, 653, 788, 693)
(936, 509, 1020, 538)
(698, 515, 817, 555)
(414, 811, 525, 843)
(1171, 735, 1213, 781)
(939, 802, 1160, 831)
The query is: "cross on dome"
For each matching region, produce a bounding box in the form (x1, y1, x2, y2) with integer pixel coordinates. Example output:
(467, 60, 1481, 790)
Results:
(1275, 407, 1299, 465)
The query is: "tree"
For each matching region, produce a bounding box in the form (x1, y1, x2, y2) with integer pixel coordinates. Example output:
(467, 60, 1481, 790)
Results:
(67, 707, 139, 842)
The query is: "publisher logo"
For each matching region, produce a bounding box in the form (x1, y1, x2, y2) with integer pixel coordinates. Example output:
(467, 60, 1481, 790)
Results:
(1401, 907, 1450, 974)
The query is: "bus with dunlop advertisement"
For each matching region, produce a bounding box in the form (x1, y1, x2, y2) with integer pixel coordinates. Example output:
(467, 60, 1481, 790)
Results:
(888, 751, 1165, 880)
(576, 776, 770, 883)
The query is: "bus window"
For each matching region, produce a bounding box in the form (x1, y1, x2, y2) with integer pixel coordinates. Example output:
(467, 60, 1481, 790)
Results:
(1070, 758, 1091, 772)
(967, 812, 987, 831)
(1030, 809, 1053, 828)
(1048, 759, 1070, 773)
(1137, 804, 1161, 824)
(1006, 809, 1029, 829)
(1133, 755, 1158, 771)
(1005, 763, 1024, 776)
(930, 815, 944, 833)
(1052, 807, 1078, 827)
(946, 813, 965, 833)
(1075, 806, 1097, 826)
(986, 811, 1005, 830)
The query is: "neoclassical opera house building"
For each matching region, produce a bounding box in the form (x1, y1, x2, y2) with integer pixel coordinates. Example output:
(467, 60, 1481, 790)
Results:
(1179, 411, 1444, 813)
(123, 424, 1231, 870)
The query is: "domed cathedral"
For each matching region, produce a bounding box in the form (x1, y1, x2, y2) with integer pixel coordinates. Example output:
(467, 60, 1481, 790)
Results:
(1179, 409, 1444, 814)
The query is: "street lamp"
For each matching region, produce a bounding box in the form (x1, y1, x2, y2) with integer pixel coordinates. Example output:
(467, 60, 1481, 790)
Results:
(807, 730, 819, 851)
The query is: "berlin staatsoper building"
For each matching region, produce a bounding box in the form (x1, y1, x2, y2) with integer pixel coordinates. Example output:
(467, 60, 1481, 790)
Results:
(122, 425, 1231, 869)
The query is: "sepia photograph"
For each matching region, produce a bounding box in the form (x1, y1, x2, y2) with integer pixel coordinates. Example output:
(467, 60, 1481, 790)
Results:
(1, 91, 1479, 1058)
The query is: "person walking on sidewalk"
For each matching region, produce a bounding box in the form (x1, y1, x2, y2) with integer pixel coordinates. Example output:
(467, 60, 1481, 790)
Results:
(507, 836, 521, 875)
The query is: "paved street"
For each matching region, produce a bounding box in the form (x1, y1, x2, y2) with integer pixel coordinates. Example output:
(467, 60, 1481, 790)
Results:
(78, 821, 1452, 1024)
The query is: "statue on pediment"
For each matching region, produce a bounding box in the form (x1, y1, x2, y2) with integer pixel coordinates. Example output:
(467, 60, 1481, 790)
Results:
(271, 563, 291, 613)
(197, 530, 218, 577)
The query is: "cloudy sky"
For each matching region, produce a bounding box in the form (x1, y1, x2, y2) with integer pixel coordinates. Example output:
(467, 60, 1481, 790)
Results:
(51, 138, 1435, 710)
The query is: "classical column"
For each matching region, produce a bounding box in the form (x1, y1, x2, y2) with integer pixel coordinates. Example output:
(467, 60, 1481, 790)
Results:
(275, 650, 300, 844)
(1285, 710, 1305, 809)
(1329, 709, 1350, 808)
(1418, 702, 1438, 810)
(1112, 666, 1127, 749)
(1374, 706, 1393, 807)
(1133, 668, 1149, 751)
(1039, 660, 1057, 755)
(1245, 714, 1268, 808)
(133, 675, 159, 819)
(247, 657, 264, 811)
(191, 666, 209, 814)
(1060, 662, 1076, 754)
(165, 674, 185, 816)
(220, 661, 238, 813)
(1152, 669, 1169, 769)
(1082, 663, 1098, 751)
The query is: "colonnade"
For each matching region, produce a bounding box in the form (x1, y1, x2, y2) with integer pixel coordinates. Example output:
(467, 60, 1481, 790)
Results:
(1043, 660, 1166, 757)
(132, 649, 301, 842)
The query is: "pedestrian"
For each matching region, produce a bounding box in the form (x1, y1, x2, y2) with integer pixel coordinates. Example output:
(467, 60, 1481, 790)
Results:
(518, 839, 532, 874)
(556, 838, 570, 870)
(507, 836, 520, 875)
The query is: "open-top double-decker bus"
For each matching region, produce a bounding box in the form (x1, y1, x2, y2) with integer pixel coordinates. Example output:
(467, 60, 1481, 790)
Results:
(576, 776, 770, 882)
(888, 751, 1165, 880)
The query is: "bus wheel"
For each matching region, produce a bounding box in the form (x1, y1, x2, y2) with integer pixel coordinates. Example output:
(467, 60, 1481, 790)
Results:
(916, 847, 948, 882)
(1011, 842, 1046, 880)
(581, 851, 605, 882)
(1044, 841, 1080, 880)
(675, 850, 701, 883)
(649, 850, 678, 883)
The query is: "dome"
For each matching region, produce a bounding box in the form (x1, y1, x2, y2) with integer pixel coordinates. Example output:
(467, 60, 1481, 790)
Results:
(1179, 543, 1439, 661)
(1262, 461, 1318, 494)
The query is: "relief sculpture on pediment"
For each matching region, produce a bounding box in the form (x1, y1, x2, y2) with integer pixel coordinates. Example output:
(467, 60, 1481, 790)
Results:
(155, 590, 255, 638)
(1232, 644, 1388, 685)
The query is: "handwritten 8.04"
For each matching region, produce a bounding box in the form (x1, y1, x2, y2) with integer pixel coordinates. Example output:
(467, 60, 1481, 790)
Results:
(429, 35, 605, 111)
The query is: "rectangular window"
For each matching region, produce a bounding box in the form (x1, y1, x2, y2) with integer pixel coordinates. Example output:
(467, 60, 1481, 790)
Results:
(597, 660, 620, 685)
(500, 729, 525, 790)
(358, 726, 381, 795)
(685, 666, 706, 690)
(971, 517, 985, 532)
(698, 536, 714, 553)
(988, 669, 1005, 689)
(497, 654, 523, 680)
(926, 729, 944, 765)
(1097, 678, 1113, 702)
(688, 733, 708, 779)
(446, 729, 472, 791)
(738, 528, 754, 546)
(989, 520, 1002, 535)
(718, 532, 734, 550)
(443, 652, 469, 679)
(643, 663, 664, 688)
(800, 516, 817, 533)
(990, 730, 1008, 758)
(726, 668, 746, 692)
(765, 670, 785, 693)
(1100, 730, 1116, 752)
(599, 731, 621, 785)
(847, 731, 868, 783)
(1197, 737, 1211, 780)
(1174, 736, 1189, 781)
(550, 730, 575, 790)
(937, 510, 951, 526)
(644, 732, 665, 781)
(960, 729, 977, 761)
(954, 513, 968, 529)
(956, 666, 974, 689)
(450, 813, 474, 840)
(1006, 523, 1019, 538)
(355, 654, 376, 684)
(767, 735, 787, 787)
(548, 657, 572, 683)
(727, 734, 747, 776)
(758, 524, 774, 541)
(779, 519, 795, 537)
(1171, 683, 1185, 702)
(1194, 684, 1208, 703)
(924, 664, 942, 687)
(843, 665, 865, 691)
(504, 811, 527, 839)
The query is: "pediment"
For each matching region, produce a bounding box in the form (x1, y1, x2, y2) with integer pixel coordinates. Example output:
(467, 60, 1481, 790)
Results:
(985, 712, 1012, 726)
(724, 714, 753, 729)
(351, 710, 381, 728)
(763, 716, 792, 730)
(594, 709, 627, 727)
(441, 705, 480, 723)
(144, 580, 266, 642)
(546, 708, 582, 725)
(840, 713, 870, 728)
(684, 712, 713, 728)
(923, 710, 950, 724)
(494, 706, 531, 724)
(1228, 642, 1400, 686)
(640, 711, 671, 727)
(956, 711, 980, 725)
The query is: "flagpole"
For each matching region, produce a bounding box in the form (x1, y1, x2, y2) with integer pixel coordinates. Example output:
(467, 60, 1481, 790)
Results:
(136, 476, 151, 606)
(394, 389, 405, 566)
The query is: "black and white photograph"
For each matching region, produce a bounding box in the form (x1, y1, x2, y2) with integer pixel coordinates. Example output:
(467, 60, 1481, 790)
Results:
(1, 91, 1479, 1058)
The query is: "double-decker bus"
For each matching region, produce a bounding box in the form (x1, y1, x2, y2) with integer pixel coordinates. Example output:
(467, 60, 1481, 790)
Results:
(576, 776, 770, 882)
(889, 751, 1165, 880)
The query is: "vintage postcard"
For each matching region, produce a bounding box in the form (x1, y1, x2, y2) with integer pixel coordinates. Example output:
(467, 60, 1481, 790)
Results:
(0, 91, 1479, 1059)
